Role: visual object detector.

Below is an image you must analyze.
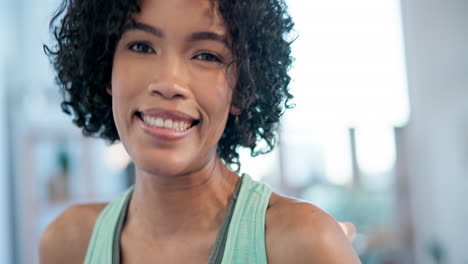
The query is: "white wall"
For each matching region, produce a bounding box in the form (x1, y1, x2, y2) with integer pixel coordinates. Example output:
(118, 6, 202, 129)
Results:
(401, 0, 468, 263)
(0, 63, 12, 264)
(0, 0, 14, 262)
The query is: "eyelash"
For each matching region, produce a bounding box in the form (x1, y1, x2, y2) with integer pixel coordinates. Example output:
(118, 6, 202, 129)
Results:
(193, 52, 223, 63)
(127, 42, 224, 64)
(128, 42, 155, 53)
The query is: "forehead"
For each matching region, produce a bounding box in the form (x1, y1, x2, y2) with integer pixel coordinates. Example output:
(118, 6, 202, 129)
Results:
(135, 0, 226, 34)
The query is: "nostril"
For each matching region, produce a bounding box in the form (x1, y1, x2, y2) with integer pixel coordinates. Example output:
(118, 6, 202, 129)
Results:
(147, 81, 190, 99)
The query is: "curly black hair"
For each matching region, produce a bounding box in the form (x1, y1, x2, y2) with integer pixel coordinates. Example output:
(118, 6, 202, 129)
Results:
(45, 0, 295, 170)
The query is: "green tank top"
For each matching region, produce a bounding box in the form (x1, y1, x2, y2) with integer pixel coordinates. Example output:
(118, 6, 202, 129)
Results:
(84, 174, 272, 264)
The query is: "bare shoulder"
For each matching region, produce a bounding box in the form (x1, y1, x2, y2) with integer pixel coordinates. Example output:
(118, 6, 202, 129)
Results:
(265, 192, 361, 264)
(39, 203, 107, 264)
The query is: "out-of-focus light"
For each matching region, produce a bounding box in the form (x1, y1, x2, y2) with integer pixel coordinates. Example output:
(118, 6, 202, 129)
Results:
(285, 0, 410, 128)
(282, 0, 408, 188)
(238, 146, 280, 181)
(322, 128, 353, 185)
(356, 126, 396, 175)
(105, 143, 131, 171)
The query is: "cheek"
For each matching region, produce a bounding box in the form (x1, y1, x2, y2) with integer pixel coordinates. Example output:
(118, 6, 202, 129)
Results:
(111, 57, 134, 98)
(206, 74, 233, 116)
(111, 57, 147, 109)
(206, 75, 235, 139)
(110, 56, 144, 135)
(111, 68, 130, 125)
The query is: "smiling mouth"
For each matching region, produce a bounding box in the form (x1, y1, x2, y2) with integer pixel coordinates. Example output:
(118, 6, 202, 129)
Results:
(136, 112, 200, 131)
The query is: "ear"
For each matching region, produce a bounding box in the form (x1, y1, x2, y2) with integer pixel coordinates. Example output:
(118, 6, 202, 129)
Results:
(106, 85, 112, 95)
(230, 105, 240, 115)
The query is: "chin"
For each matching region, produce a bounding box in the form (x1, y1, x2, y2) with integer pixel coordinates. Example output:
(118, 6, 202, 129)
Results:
(131, 147, 203, 178)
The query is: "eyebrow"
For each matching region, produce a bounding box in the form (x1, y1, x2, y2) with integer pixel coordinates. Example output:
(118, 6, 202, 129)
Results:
(122, 22, 228, 46)
(122, 22, 164, 38)
(186, 31, 228, 46)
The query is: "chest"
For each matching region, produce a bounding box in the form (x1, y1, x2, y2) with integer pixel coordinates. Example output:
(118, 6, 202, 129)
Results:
(84, 175, 273, 264)
(119, 231, 218, 264)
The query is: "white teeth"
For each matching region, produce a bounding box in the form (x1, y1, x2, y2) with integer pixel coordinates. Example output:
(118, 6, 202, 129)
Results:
(164, 119, 172, 129)
(156, 118, 164, 127)
(142, 114, 192, 131)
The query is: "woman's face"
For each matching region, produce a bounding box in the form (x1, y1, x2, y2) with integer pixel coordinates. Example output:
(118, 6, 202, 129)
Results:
(110, 0, 236, 176)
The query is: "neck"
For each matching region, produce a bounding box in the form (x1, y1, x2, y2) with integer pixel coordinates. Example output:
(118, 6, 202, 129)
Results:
(124, 156, 240, 242)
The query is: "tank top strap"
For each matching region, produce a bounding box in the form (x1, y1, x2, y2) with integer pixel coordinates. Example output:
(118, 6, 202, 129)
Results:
(84, 186, 134, 264)
(221, 174, 272, 264)
(84, 174, 271, 264)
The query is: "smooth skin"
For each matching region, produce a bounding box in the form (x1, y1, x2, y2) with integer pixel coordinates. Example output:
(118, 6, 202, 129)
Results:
(40, 0, 361, 263)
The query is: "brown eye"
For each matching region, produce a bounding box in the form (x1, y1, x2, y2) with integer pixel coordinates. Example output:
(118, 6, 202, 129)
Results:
(193, 53, 222, 63)
(128, 42, 155, 54)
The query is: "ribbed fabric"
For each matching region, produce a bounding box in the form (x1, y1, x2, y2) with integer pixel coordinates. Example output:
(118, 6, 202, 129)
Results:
(221, 174, 271, 264)
(84, 174, 271, 264)
(84, 186, 134, 263)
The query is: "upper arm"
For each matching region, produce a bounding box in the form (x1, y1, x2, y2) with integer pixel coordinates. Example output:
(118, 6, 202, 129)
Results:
(39, 204, 105, 264)
(294, 211, 362, 263)
(266, 202, 361, 264)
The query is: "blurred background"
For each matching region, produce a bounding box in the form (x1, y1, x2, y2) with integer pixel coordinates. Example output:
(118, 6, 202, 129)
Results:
(0, 0, 467, 263)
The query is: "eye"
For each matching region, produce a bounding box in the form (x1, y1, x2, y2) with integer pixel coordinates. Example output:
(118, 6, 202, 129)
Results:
(128, 42, 155, 54)
(193, 52, 223, 63)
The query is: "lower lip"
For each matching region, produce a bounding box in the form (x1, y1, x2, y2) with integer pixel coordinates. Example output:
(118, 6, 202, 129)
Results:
(137, 116, 194, 141)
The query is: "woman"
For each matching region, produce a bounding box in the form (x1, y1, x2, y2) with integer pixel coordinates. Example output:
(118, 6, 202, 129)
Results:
(40, 0, 361, 263)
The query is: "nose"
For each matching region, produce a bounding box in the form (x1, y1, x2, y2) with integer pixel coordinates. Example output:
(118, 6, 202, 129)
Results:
(147, 56, 190, 100)
(147, 79, 190, 100)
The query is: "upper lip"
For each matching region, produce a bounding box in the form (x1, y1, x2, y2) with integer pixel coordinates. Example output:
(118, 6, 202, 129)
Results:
(138, 108, 199, 123)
